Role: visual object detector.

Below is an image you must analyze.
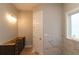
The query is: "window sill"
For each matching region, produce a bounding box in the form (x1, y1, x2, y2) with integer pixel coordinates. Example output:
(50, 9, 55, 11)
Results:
(66, 37, 79, 42)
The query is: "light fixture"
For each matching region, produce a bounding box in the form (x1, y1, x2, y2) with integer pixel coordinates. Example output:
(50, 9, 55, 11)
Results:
(6, 13, 17, 24)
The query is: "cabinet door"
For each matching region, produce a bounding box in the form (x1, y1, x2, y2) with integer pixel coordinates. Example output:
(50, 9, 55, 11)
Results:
(33, 9, 43, 54)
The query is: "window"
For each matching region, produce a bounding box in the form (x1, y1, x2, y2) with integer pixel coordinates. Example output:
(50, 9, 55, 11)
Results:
(66, 11, 79, 40)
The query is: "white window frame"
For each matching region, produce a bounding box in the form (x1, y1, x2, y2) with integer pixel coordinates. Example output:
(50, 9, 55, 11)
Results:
(66, 8, 79, 41)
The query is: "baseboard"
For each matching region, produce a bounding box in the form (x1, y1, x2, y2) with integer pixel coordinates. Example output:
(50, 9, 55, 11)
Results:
(32, 49, 39, 55)
(25, 45, 32, 48)
(32, 49, 35, 53)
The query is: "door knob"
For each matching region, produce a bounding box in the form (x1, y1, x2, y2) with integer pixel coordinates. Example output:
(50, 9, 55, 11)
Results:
(40, 38, 42, 40)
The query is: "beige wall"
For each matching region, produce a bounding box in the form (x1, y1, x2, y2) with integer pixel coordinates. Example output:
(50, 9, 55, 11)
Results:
(18, 11, 33, 47)
(0, 4, 33, 47)
(64, 3, 79, 12)
(0, 4, 18, 44)
(64, 3, 79, 54)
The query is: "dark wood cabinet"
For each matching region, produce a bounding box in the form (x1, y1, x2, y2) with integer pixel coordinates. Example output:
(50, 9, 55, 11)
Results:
(0, 37, 25, 55)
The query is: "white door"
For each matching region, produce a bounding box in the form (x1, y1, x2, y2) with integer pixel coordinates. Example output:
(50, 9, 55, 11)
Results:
(33, 9, 43, 54)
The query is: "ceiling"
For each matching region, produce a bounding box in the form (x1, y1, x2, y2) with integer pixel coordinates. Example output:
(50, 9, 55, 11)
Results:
(13, 3, 39, 11)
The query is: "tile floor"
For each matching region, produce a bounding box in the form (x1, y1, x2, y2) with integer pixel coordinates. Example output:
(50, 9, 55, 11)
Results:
(20, 47, 33, 55)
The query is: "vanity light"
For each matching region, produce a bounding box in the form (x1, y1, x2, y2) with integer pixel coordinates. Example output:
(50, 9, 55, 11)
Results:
(6, 13, 17, 24)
